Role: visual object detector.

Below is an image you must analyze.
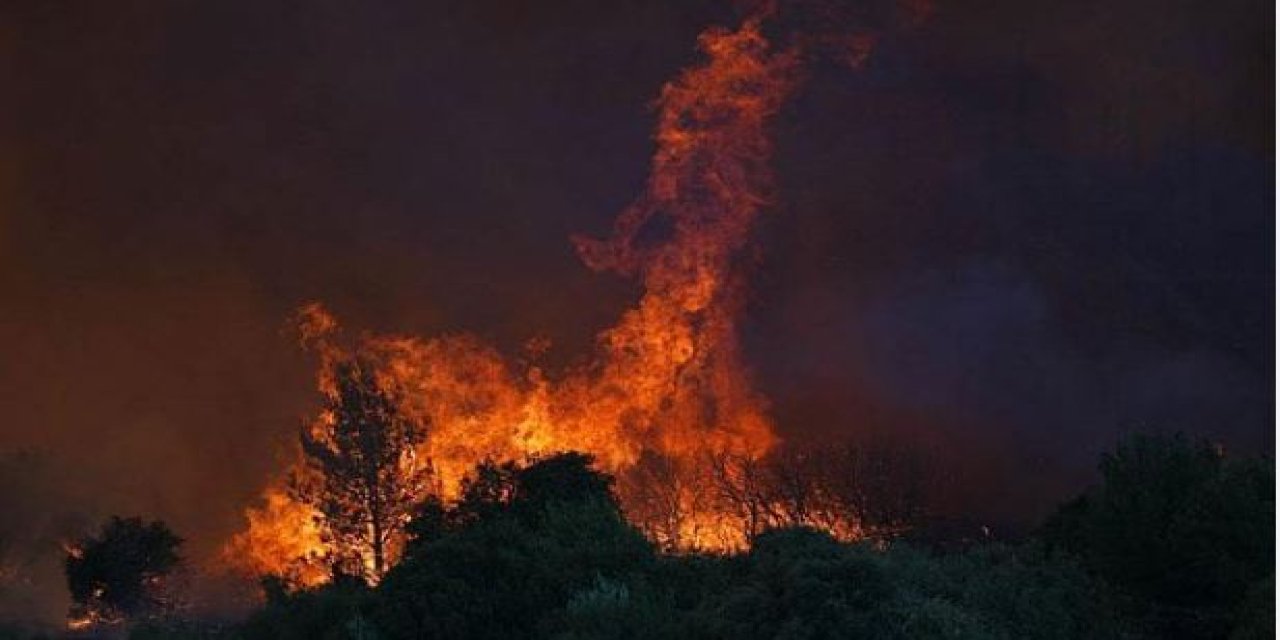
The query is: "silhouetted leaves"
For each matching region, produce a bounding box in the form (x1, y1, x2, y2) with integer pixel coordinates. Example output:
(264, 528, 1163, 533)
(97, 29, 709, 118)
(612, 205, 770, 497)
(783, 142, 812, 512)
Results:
(64, 516, 182, 627)
(115, 437, 1273, 640)
(1042, 433, 1275, 639)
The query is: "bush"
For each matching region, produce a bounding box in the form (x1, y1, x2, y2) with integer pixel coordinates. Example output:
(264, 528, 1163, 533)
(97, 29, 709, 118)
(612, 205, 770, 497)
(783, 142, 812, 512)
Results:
(1229, 575, 1274, 640)
(675, 529, 1125, 640)
(550, 576, 683, 640)
(204, 442, 1267, 639)
(234, 575, 373, 640)
(1041, 433, 1274, 639)
(372, 454, 654, 639)
(375, 498, 654, 639)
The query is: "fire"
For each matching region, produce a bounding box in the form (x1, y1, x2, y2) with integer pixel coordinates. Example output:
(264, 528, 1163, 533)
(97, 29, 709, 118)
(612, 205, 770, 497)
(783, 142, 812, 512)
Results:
(66, 615, 97, 631)
(222, 487, 330, 588)
(227, 2, 892, 583)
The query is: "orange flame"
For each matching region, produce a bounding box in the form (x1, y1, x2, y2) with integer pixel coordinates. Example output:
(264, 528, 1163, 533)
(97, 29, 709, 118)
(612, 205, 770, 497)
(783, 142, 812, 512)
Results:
(222, 487, 330, 588)
(227, 5, 884, 583)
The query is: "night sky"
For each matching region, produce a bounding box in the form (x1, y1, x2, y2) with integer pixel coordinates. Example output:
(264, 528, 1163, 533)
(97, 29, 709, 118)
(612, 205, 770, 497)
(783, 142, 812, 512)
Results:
(0, 0, 1272, 612)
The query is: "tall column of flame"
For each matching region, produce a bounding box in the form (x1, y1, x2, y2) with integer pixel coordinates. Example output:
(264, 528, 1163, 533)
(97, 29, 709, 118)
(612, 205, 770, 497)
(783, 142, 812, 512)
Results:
(225, 4, 873, 583)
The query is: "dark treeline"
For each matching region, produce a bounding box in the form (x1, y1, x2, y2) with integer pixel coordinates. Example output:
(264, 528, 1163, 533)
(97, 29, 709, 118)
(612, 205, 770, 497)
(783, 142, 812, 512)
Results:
(12, 432, 1270, 640)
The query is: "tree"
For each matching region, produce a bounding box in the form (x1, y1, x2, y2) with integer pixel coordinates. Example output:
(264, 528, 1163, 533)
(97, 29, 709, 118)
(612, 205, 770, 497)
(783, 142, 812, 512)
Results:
(203, 448, 1140, 640)
(509, 451, 617, 520)
(620, 452, 712, 551)
(706, 440, 932, 546)
(824, 440, 930, 537)
(1041, 432, 1274, 639)
(378, 453, 651, 640)
(234, 573, 374, 640)
(450, 459, 521, 527)
(291, 358, 431, 582)
(64, 516, 182, 627)
(407, 452, 617, 546)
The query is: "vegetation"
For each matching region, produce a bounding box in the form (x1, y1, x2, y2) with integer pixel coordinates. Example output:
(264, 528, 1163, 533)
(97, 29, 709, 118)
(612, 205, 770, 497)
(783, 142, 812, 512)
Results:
(42, 434, 1272, 640)
(170, 449, 1130, 639)
(291, 358, 432, 581)
(1041, 433, 1274, 640)
(64, 516, 183, 627)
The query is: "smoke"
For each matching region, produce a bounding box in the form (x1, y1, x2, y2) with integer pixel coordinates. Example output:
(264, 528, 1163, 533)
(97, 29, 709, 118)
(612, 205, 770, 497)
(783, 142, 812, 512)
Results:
(0, 276, 314, 623)
(753, 260, 1270, 523)
(0, 452, 93, 627)
(0, 0, 1269, 623)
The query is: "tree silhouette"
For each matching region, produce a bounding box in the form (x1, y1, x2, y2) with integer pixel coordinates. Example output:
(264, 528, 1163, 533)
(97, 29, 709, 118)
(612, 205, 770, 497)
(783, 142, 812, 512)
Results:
(64, 516, 182, 627)
(1042, 433, 1274, 639)
(381, 453, 648, 639)
(405, 452, 616, 552)
(291, 358, 431, 581)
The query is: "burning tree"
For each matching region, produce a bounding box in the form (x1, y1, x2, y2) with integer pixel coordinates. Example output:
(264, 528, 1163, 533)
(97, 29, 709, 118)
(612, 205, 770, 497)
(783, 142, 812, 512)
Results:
(707, 439, 934, 544)
(64, 516, 183, 629)
(230, 1, 909, 578)
(290, 358, 432, 582)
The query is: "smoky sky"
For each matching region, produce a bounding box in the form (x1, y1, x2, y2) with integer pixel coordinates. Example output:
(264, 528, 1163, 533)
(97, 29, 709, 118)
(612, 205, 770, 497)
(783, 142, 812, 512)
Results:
(0, 0, 1272, 616)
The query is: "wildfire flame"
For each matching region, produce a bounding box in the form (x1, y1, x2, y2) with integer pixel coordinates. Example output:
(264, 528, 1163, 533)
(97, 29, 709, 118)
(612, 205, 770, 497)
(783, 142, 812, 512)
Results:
(226, 2, 903, 584)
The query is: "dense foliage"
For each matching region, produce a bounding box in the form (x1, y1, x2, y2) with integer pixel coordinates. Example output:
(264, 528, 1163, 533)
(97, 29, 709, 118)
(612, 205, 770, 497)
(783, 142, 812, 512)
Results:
(107, 436, 1272, 640)
(64, 516, 183, 626)
(1041, 434, 1274, 639)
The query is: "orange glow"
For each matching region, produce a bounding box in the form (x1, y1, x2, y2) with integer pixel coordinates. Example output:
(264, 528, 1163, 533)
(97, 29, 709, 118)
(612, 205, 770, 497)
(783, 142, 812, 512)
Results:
(66, 615, 96, 631)
(221, 487, 329, 588)
(226, 6, 875, 584)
